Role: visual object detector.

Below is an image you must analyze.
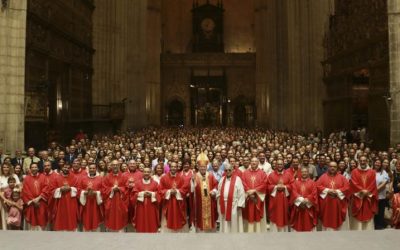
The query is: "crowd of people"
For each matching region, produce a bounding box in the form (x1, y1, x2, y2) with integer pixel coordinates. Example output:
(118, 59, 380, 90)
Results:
(0, 127, 399, 233)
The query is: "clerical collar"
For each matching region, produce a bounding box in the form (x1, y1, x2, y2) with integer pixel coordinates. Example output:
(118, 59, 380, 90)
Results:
(142, 178, 151, 184)
(170, 173, 176, 177)
(62, 172, 69, 177)
(358, 166, 370, 171)
(88, 172, 99, 178)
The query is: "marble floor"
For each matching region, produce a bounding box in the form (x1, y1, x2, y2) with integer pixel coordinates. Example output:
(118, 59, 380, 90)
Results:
(1, 230, 399, 250)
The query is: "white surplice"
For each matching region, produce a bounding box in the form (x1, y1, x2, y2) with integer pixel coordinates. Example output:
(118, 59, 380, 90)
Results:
(217, 176, 245, 233)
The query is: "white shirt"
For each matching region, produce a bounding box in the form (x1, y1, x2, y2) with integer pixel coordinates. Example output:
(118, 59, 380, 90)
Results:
(376, 170, 389, 200)
(259, 161, 272, 175)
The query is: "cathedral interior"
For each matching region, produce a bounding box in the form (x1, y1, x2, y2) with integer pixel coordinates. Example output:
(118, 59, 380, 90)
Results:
(0, 0, 398, 153)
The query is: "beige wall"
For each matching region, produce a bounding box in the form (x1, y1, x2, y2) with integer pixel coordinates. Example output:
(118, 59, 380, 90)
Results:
(0, 0, 26, 154)
(92, 0, 161, 129)
(161, 0, 255, 53)
(255, 0, 331, 132)
(389, 0, 400, 145)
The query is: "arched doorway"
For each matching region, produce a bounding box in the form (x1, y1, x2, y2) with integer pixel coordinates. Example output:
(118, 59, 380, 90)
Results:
(167, 99, 185, 126)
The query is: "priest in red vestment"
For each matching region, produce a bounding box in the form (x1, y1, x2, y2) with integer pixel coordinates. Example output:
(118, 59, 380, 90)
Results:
(122, 159, 143, 231)
(122, 160, 143, 183)
(102, 160, 128, 232)
(242, 157, 267, 232)
(287, 157, 302, 180)
(267, 159, 294, 232)
(192, 153, 218, 232)
(392, 193, 400, 229)
(79, 163, 104, 231)
(42, 160, 58, 228)
(70, 159, 87, 181)
(349, 156, 377, 230)
(132, 167, 160, 233)
(50, 163, 80, 231)
(180, 159, 194, 228)
(290, 167, 318, 232)
(22, 162, 49, 231)
(317, 161, 350, 231)
(158, 161, 188, 232)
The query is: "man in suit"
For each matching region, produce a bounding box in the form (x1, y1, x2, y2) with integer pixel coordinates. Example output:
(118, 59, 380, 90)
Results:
(76, 142, 86, 156)
(23, 147, 40, 174)
(66, 145, 77, 164)
(37, 150, 57, 173)
(11, 149, 24, 167)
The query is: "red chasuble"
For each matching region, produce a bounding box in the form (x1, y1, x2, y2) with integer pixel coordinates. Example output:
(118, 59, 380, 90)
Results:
(290, 178, 318, 231)
(102, 172, 129, 231)
(242, 168, 267, 223)
(317, 173, 349, 230)
(287, 167, 301, 180)
(122, 171, 143, 224)
(219, 175, 237, 221)
(79, 175, 104, 231)
(181, 170, 194, 226)
(132, 178, 160, 233)
(70, 169, 87, 181)
(267, 170, 294, 227)
(392, 193, 400, 229)
(349, 168, 378, 222)
(42, 171, 57, 224)
(158, 173, 188, 230)
(50, 173, 80, 231)
(122, 170, 143, 183)
(22, 173, 49, 228)
(193, 172, 218, 231)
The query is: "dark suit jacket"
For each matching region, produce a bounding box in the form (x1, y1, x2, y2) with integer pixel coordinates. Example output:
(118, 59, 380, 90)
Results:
(11, 157, 24, 167)
(66, 153, 77, 164)
(76, 148, 86, 156)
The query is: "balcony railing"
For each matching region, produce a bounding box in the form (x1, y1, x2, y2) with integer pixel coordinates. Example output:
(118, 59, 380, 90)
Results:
(92, 103, 125, 121)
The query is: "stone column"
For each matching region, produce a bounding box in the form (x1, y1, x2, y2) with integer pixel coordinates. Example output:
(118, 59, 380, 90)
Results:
(255, 0, 278, 128)
(0, 0, 27, 154)
(284, 0, 330, 133)
(389, 0, 400, 145)
(93, 0, 151, 129)
(146, 0, 162, 126)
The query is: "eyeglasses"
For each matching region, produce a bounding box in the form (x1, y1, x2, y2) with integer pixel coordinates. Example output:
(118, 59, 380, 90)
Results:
(226, 169, 233, 172)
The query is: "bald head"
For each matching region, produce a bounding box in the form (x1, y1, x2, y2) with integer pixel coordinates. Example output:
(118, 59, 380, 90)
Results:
(328, 161, 338, 176)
